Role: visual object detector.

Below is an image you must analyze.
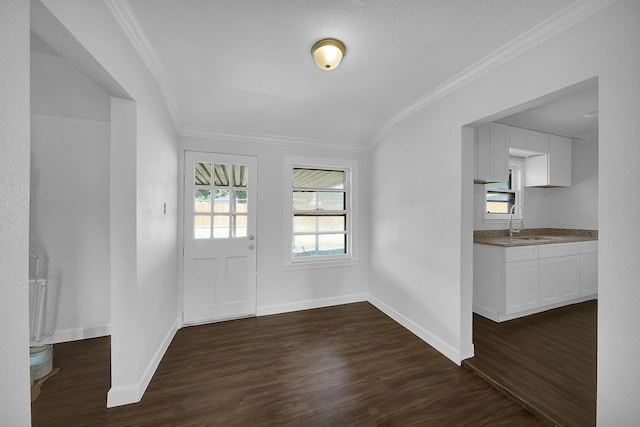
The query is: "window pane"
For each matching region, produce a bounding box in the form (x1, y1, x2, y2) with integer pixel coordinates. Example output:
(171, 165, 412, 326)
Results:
(292, 234, 346, 257)
(194, 215, 211, 239)
(194, 189, 211, 213)
(214, 164, 230, 186)
(317, 191, 344, 210)
(486, 169, 513, 191)
(195, 162, 211, 185)
(234, 215, 247, 238)
(214, 189, 230, 213)
(293, 191, 316, 210)
(213, 215, 230, 238)
(292, 235, 317, 256)
(293, 169, 344, 189)
(318, 234, 346, 255)
(486, 191, 515, 214)
(233, 165, 248, 187)
(292, 191, 344, 211)
(293, 215, 345, 233)
(235, 190, 248, 213)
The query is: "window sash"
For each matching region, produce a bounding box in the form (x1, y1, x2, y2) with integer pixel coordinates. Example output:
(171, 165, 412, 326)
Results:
(291, 166, 350, 261)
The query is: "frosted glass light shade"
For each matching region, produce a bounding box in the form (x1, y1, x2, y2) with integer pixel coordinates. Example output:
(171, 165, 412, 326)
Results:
(311, 39, 345, 71)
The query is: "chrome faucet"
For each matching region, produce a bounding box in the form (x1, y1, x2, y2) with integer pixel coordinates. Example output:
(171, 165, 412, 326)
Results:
(509, 204, 524, 237)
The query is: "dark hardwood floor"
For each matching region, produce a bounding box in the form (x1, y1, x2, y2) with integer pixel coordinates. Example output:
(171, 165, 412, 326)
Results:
(32, 302, 545, 426)
(463, 300, 597, 427)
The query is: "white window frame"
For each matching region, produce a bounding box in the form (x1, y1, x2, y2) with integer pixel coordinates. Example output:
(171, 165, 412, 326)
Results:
(283, 156, 358, 268)
(484, 158, 524, 223)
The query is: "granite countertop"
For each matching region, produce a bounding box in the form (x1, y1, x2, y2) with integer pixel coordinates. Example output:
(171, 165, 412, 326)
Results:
(474, 228, 598, 247)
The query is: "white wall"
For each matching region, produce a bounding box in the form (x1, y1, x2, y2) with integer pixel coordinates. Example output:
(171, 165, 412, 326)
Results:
(370, 1, 640, 423)
(181, 135, 370, 314)
(547, 136, 598, 229)
(473, 135, 599, 231)
(0, 1, 31, 424)
(40, 0, 180, 407)
(30, 49, 112, 343)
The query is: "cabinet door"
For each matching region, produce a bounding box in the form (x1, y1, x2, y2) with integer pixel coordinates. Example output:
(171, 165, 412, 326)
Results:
(540, 255, 579, 305)
(549, 134, 572, 186)
(505, 259, 539, 314)
(524, 154, 549, 187)
(476, 123, 508, 182)
(580, 252, 598, 296)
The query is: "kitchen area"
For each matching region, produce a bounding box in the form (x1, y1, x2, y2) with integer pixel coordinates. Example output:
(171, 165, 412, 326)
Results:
(466, 79, 598, 426)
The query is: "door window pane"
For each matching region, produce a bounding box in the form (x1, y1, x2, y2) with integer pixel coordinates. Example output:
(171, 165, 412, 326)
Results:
(214, 164, 230, 186)
(214, 189, 230, 213)
(213, 215, 230, 238)
(235, 190, 248, 213)
(234, 215, 247, 238)
(194, 215, 211, 239)
(194, 189, 211, 213)
(195, 162, 211, 185)
(233, 165, 248, 187)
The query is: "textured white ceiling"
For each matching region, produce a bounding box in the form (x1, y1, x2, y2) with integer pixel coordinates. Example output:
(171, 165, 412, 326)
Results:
(124, 0, 583, 148)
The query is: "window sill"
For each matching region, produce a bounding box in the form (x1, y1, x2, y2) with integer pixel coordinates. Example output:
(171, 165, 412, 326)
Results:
(283, 258, 358, 271)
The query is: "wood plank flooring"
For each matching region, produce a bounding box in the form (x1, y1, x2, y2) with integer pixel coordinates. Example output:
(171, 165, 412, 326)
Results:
(463, 300, 597, 427)
(32, 302, 544, 426)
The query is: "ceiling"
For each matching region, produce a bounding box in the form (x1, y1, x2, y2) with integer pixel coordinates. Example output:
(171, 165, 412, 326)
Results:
(117, 0, 586, 148)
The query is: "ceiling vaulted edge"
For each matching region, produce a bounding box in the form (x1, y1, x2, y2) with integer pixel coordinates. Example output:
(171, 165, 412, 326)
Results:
(106, 0, 614, 152)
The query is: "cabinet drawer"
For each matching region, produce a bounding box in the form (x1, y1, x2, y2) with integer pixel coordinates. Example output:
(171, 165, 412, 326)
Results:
(579, 240, 598, 254)
(538, 242, 579, 258)
(505, 245, 538, 262)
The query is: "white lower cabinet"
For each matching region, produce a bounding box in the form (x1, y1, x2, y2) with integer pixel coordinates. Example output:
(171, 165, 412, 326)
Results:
(474, 240, 597, 322)
(539, 255, 579, 305)
(505, 259, 539, 314)
(579, 241, 598, 296)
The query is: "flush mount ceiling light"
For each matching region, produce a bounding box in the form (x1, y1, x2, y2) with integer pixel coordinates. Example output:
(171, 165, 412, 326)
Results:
(311, 38, 346, 71)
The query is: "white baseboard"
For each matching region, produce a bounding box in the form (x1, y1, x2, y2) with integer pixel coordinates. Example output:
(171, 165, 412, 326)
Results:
(107, 318, 180, 408)
(476, 295, 598, 323)
(32, 323, 111, 345)
(368, 295, 463, 365)
(257, 293, 368, 316)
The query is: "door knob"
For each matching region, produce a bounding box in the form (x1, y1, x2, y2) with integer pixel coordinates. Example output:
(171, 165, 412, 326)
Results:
(248, 244, 255, 250)
(248, 235, 255, 240)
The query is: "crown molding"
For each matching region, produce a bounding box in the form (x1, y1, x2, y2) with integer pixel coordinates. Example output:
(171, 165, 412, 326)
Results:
(180, 127, 368, 153)
(106, 0, 183, 130)
(370, 0, 616, 148)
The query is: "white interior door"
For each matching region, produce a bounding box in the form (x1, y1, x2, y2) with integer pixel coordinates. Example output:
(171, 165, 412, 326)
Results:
(183, 151, 257, 324)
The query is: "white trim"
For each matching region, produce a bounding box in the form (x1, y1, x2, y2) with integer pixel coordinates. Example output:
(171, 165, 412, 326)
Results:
(257, 293, 367, 317)
(181, 127, 367, 153)
(107, 318, 180, 407)
(370, 0, 616, 147)
(368, 295, 466, 365)
(105, 0, 183, 130)
(32, 324, 111, 345)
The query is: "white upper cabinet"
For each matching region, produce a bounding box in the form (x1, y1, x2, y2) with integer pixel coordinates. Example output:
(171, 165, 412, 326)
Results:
(524, 134, 572, 187)
(509, 127, 549, 155)
(475, 122, 509, 183)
